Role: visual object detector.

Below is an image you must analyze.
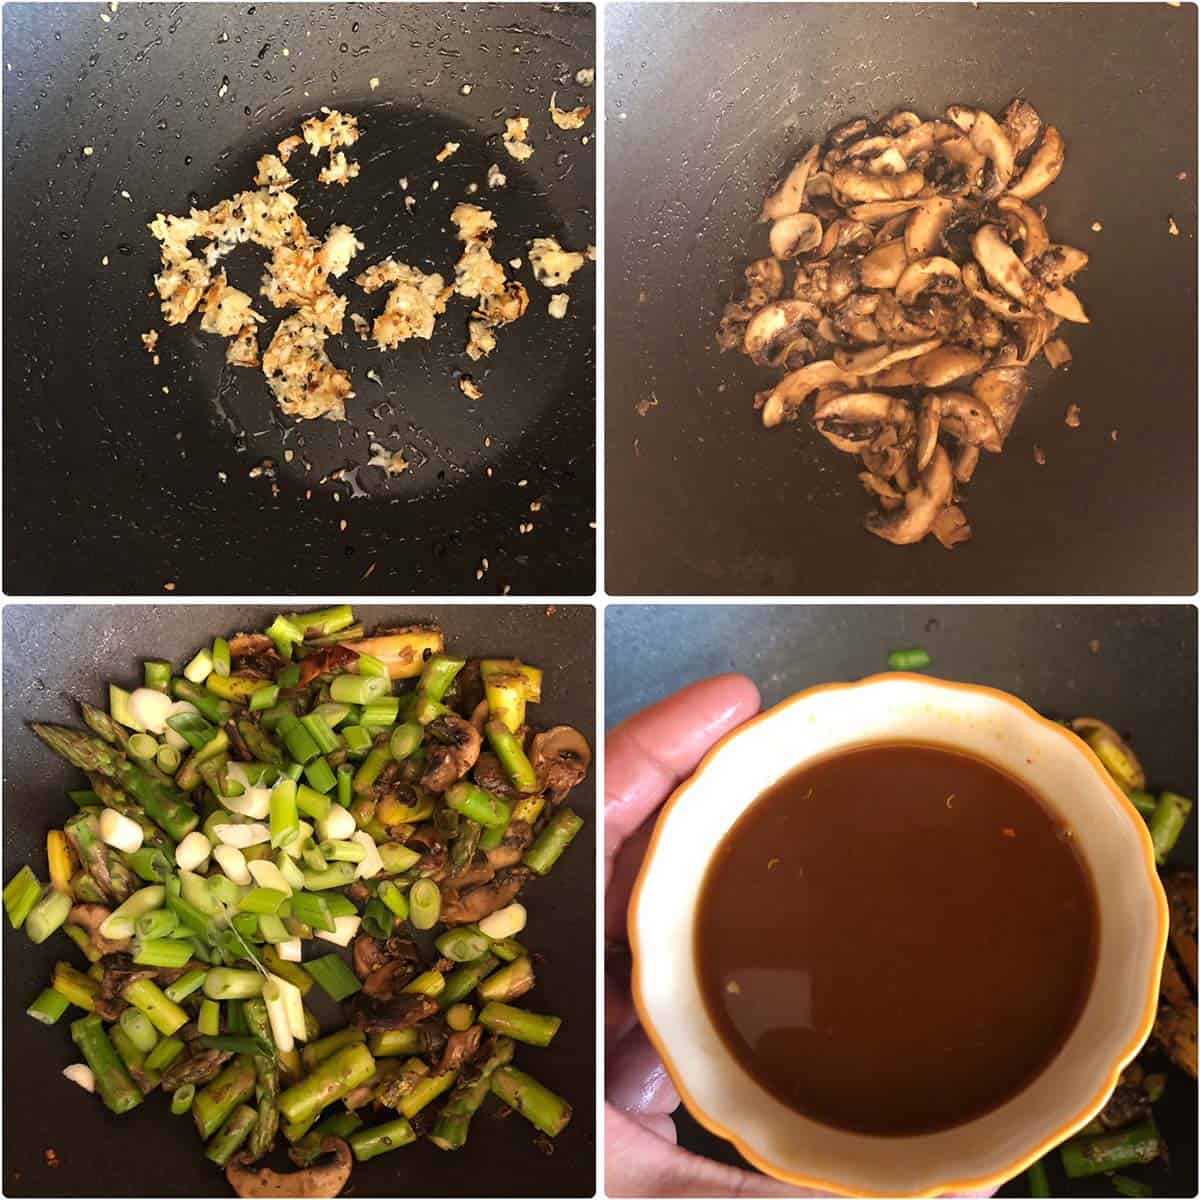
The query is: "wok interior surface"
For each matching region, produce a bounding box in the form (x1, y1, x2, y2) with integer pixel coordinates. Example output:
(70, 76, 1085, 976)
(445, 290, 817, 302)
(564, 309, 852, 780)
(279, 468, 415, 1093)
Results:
(604, 602, 1197, 1196)
(605, 3, 1197, 596)
(2, 604, 596, 1198)
(2, 3, 596, 596)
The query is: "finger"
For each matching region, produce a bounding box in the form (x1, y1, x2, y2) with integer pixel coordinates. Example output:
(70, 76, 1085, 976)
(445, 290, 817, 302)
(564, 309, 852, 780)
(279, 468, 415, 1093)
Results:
(605, 673, 761, 876)
(605, 816, 654, 941)
(606, 1024, 681, 1115)
(632, 1111, 678, 1143)
(605, 1105, 823, 1198)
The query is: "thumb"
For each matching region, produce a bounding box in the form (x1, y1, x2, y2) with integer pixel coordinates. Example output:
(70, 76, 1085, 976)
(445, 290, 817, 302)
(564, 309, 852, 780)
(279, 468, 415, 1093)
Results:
(605, 1105, 824, 1198)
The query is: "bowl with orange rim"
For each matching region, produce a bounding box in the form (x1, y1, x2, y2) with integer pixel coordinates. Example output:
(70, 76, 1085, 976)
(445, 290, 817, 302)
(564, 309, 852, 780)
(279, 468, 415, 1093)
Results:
(627, 673, 1168, 1197)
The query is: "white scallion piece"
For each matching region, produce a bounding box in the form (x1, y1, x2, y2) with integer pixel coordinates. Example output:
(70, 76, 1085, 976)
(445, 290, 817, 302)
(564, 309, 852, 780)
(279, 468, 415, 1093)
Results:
(213, 822, 271, 849)
(62, 1063, 96, 1092)
(277, 938, 304, 963)
(99, 808, 144, 854)
(478, 901, 527, 941)
(315, 914, 361, 948)
(175, 831, 212, 872)
(318, 805, 356, 842)
(248, 858, 293, 896)
(212, 844, 252, 886)
(352, 830, 384, 880)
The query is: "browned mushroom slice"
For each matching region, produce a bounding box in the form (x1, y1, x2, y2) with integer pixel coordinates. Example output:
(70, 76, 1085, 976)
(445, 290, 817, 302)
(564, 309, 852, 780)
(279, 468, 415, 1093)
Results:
(848, 199, 923, 223)
(933, 504, 973, 549)
(228, 1137, 353, 1198)
(865, 444, 954, 544)
(910, 346, 986, 387)
(945, 105, 977, 133)
(905, 196, 957, 258)
(1008, 126, 1064, 199)
(760, 144, 821, 222)
(833, 168, 925, 202)
(860, 240, 909, 289)
(829, 116, 872, 146)
(936, 135, 986, 192)
(769, 212, 823, 260)
(1011, 312, 1057, 364)
(894, 256, 962, 305)
(971, 225, 1036, 304)
(972, 366, 1028, 443)
(745, 257, 785, 300)
(814, 390, 911, 427)
(1043, 284, 1089, 324)
(1000, 98, 1042, 158)
(915, 394, 942, 471)
(419, 714, 482, 793)
(968, 111, 1015, 196)
(1043, 338, 1073, 369)
(811, 217, 874, 261)
(961, 262, 1036, 321)
(883, 110, 923, 135)
(759, 359, 858, 428)
(529, 725, 592, 802)
(867, 146, 910, 176)
(835, 336, 943, 376)
(939, 390, 1004, 453)
(743, 300, 823, 366)
(953, 443, 981, 483)
(841, 134, 896, 160)
(870, 361, 919, 387)
(996, 195, 1050, 263)
(859, 471, 905, 509)
(1032, 244, 1089, 287)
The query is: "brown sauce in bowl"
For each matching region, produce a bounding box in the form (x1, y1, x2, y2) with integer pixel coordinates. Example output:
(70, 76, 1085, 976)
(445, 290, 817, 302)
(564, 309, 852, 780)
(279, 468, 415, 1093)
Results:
(695, 742, 1099, 1136)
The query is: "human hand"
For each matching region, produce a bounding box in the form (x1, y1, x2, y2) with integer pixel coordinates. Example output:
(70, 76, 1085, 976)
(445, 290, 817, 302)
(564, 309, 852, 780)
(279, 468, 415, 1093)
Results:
(604, 674, 820, 1197)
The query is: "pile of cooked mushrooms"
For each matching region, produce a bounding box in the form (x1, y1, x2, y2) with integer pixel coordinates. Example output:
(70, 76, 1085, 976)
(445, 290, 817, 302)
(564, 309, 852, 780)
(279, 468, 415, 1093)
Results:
(717, 98, 1089, 548)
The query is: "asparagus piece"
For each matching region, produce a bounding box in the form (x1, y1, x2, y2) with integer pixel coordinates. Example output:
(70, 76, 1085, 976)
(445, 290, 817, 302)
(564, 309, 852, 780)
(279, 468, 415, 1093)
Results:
(193, 1056, 257, 1140)
(70, 1014, 143, 1114)
(34, 724, 199, 841)
(524, 807, 583, 876)
(302, 1028, 366, 1072)
(440, 953, 500, 1007)
(86, 774, 174, 853)
(124, 977, 188, 1036)
(490, 1065, 572, 1137)
(238, 719, 284, 766)
(349, 1116, 416, 1162)
(80, 701, 131, 749)
(398, 1068, 457, 1119)
(1150, 792, 1192, 864)
(243, 998, 279, 1162)
(485, 721, 538, 792)
(1026, 1158, 1050, 1198)
(206, 1104, 257, 1166)
(367, 1028, 423, 1058)
(1060, 1120, 1161, 1178)
(171, 678, 235, 725)
(65, 811, 132, 904)
(477, 956, 536, 1004)
(479, 1001, 561, 1046)
(276, 1043, 377, 1128)
(53, 961, 101, 1010)
(429, 1037, 515, 1150)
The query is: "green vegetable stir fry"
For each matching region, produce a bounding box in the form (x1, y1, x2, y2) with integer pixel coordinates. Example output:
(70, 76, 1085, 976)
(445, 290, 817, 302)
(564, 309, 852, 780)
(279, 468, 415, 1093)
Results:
(4, 606, 590, 1197)
(1024, 717, 1194, 1198)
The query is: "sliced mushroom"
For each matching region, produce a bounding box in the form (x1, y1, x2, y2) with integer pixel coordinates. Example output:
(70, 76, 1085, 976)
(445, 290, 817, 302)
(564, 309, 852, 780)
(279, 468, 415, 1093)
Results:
(860, 240, 909, 289)
(1032, 243, 1089, 287)
(829, 116, 872, 146)
(833, 168, 924, 202)
(945, 105, 977, 133)
(1043, 338, 1073, 369)
(859, 471, 905, 509)
(1000, 98, 1042, 158)
(936, 135, 986, 191)
(868, 146, 910, 176)
(769, 212, 823, 260)
(835, 336, 943, 376)
(905, 196, 957, 258)
(814, 390, 911, 427)
(848, 199, 923, 223)
(743, 300, 823, 366)
(759, 359, 858, 427)
(745, 257, 785, 300)
(972, 366, 1028, 443)
(419, 714, 482, 793)
(760, 145, 820, 222)
(933, 504, 973, 549)
(811, 217, 873, 261)
(870, 360, 919, 387)
(910, 345, 986, 387)
(953, 443, 981, 483)
(968, 111, 1015, 196)
(865, 444, 954, 545)
(69, 904, 132, 956)
(915, 394, 942, 471)
(228, 1137, 352, 1198)
(528, 725, 592, 802)
(1043, 284, 1089, 324)
(996, 195, 1050, 263)
(1008, 125, 1064, 199)
(883, 109, 923, 135)
(939, 391, 1003, 452)
(894, 256, 962, 305)
(971, 225, 1039, 305)
(961, 261, 1036, 320)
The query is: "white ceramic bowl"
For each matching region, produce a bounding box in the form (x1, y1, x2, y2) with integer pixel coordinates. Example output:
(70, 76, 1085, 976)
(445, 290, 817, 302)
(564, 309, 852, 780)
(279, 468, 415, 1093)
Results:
(629, 673, 1167, 1198)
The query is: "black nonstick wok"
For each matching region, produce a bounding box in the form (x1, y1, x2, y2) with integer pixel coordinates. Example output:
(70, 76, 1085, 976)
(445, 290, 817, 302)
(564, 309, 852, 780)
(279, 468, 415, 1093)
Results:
(2, 604, 596, 1197)
(605, 3, 1197, 596)
(2, 4, 596, 596)
(605, 603, 1197, 1197)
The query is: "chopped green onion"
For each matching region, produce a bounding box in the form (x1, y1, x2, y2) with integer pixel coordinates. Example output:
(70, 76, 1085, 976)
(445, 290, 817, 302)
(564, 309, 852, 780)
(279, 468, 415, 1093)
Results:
(240, 887, 289, 916)
(302, 862, 358, 891)
(26, 886, 72, 944)
(276, 663, 301, 689)
(156, 744, 182, 774)
(887, 647, 932, 671)
(361, 697, 400, 727)
(108, 684, 143, 730)
(249, 683, 280, 712)
(127, 732, 160, 761)
(377, 881, 410, 922)
(418, 654, 466, 702)
(164, 969, 207, 1003)
(356, 652, 388, 678)
(1150, 792, 1192, 864)
(145, 1035, 185, 1072)
(409, 879, 441, 930)
(378, 843, 420, 874)
(184, 648, 215, 683)
(331, 674, 390, 705)
(436, 927, 491, 963)
(134, 937, 194, 969)
(257, 913, 291, 944)
(277, 715, 321, 765)
(135, 909, 180, 940)
(361, 898, 395, 940)
(319, 839, 366, 864)
(143, 660, 172, 691)
(27, 987, 70, 1025)
(170, 1083, 196, 1115)
(300, 712, 341, 756)
(166, 710, 217, 751)
(303, 954, 363, 1002)
(388, 722, 423, 761)
(341, 724, 373, 758)
(268, 613, 305, 647)
(295, 783, 332, 822)
(304, 756, 337, 795)
(119, 1006, 159, 1053)
(289, 892, 335, 933)
(1112, 1175, 1152, 1198)
(198, 999, 221, 1036)
(4, 866, 42, 929)
(336, 765, 354, 807)
(270, 779, 301, 850)
(212, 637, 231, 678)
